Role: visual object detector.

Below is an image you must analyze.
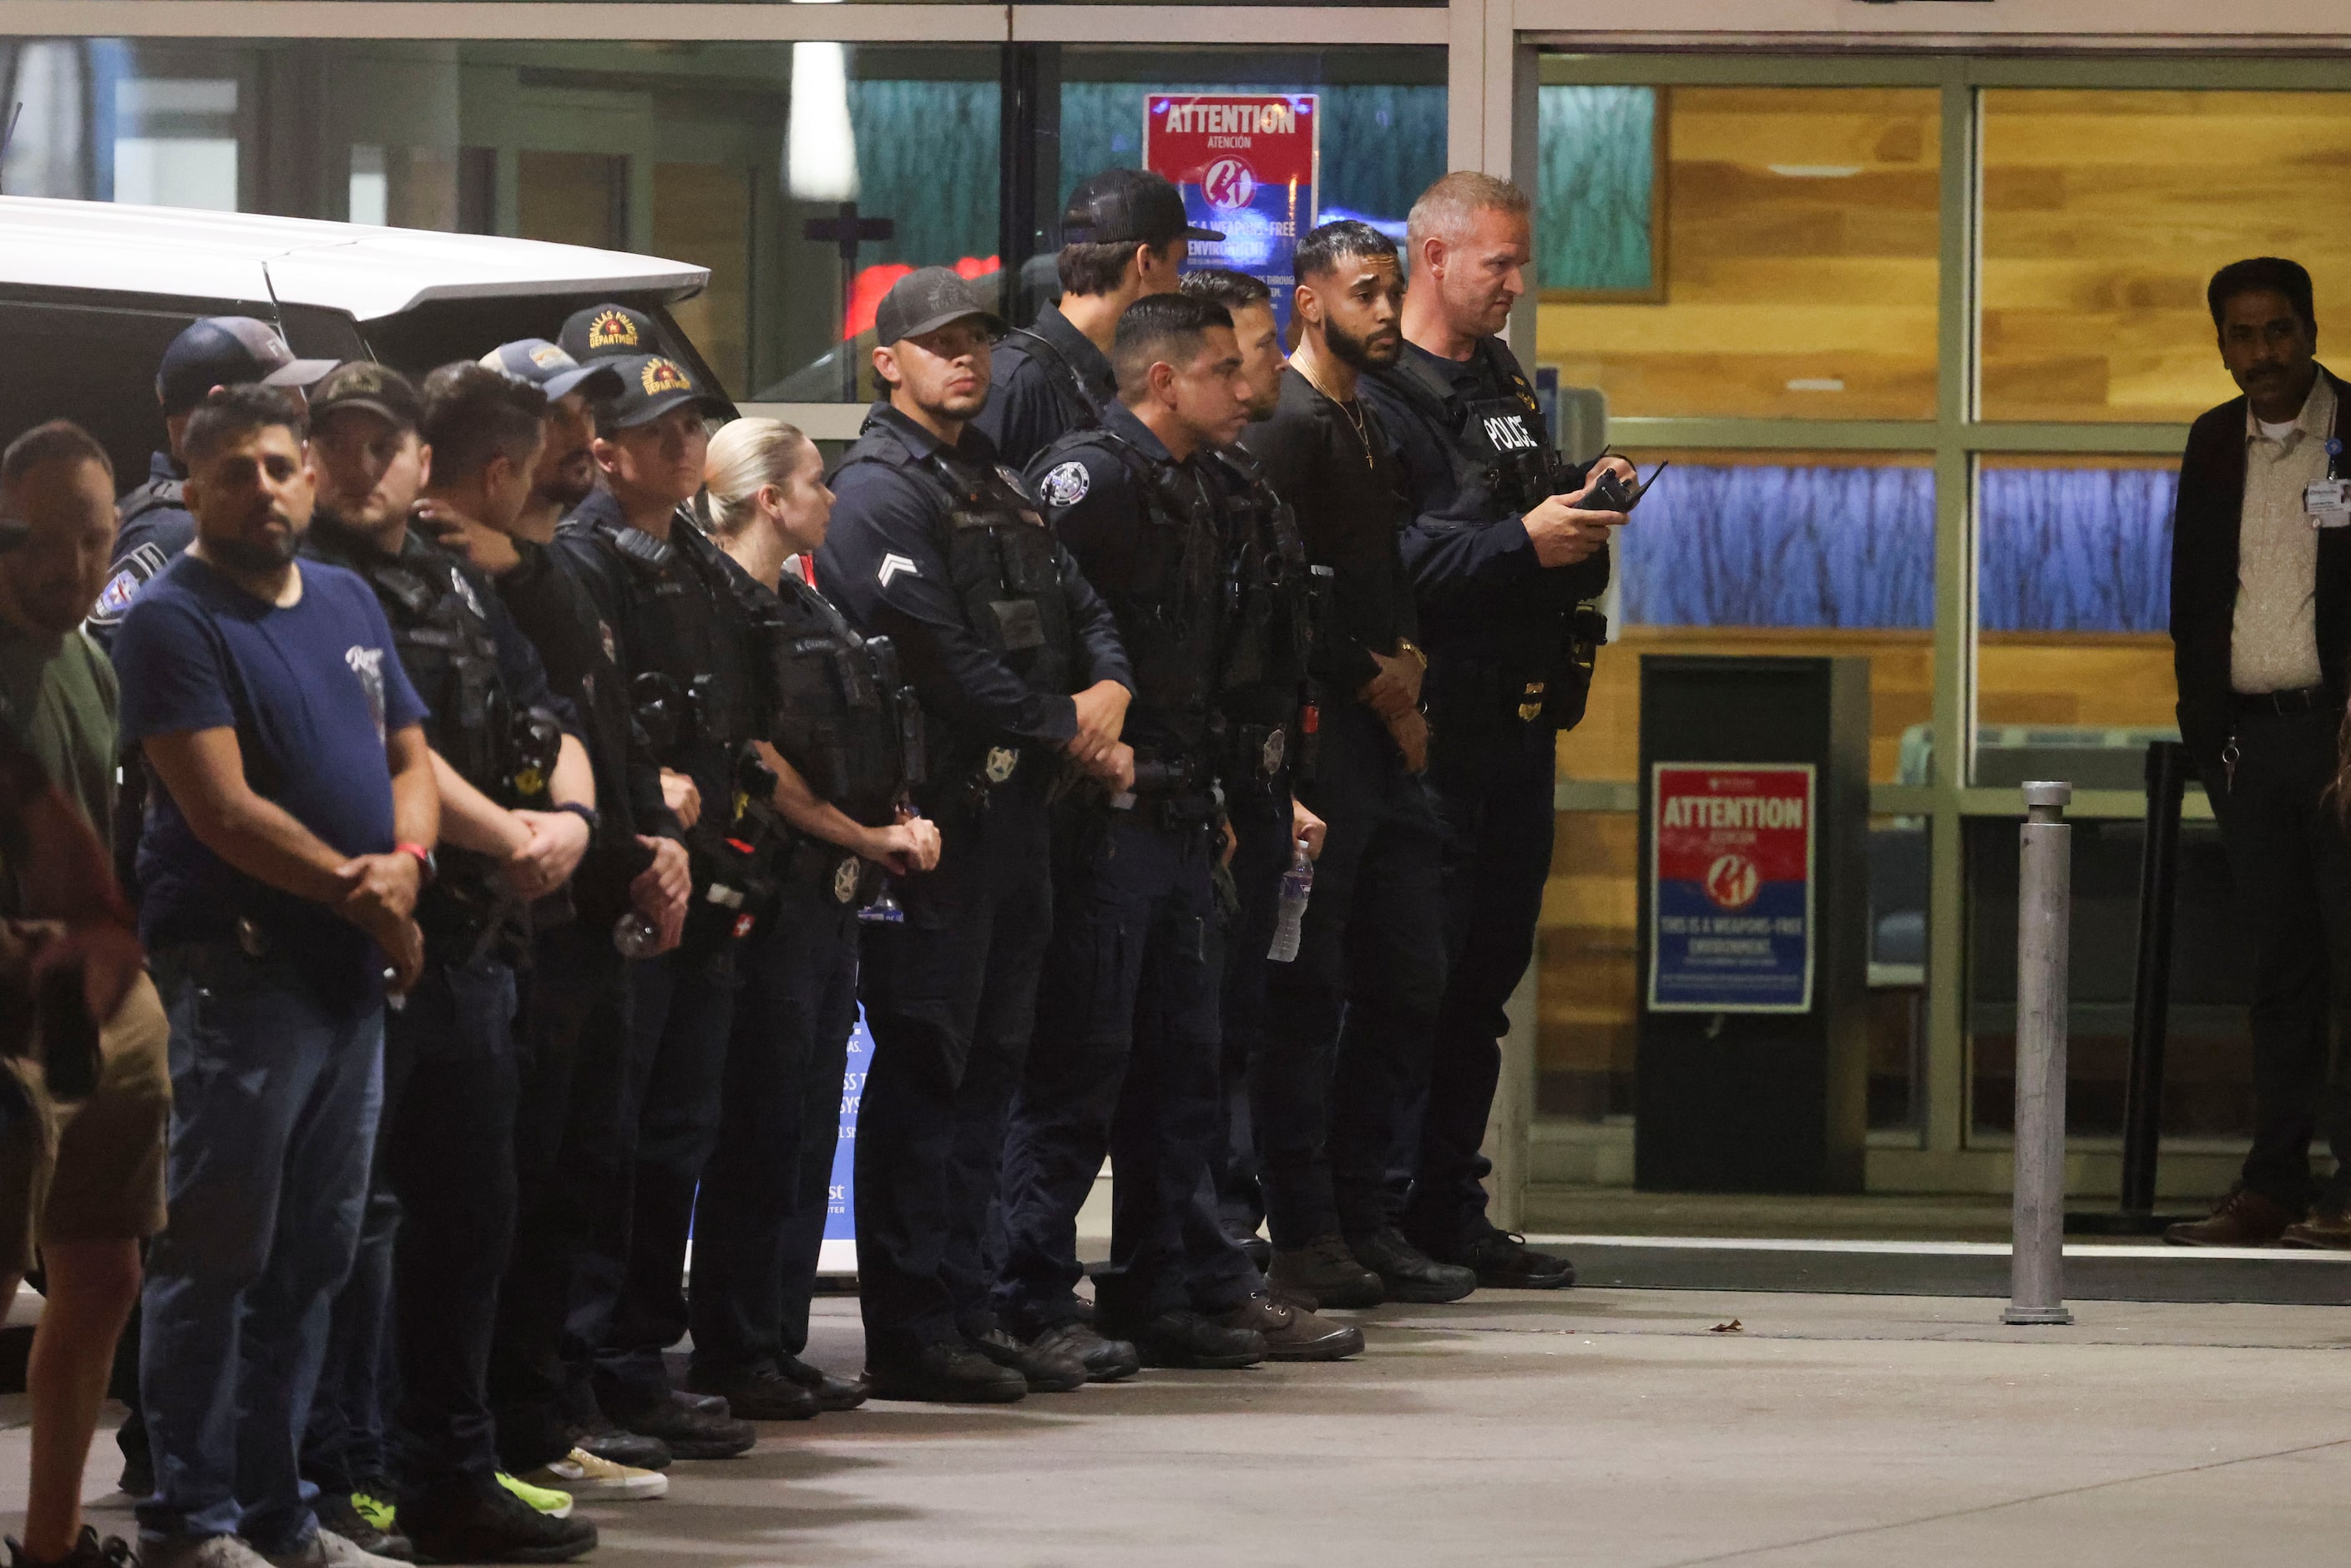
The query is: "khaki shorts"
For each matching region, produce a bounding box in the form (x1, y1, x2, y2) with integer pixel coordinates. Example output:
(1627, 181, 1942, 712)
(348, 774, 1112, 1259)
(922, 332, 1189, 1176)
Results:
(0, 969, 170, 1277)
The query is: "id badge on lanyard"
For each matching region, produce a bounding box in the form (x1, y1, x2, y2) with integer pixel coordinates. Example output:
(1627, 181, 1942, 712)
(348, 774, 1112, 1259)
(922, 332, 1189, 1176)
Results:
(2307, 437, 2349, 529)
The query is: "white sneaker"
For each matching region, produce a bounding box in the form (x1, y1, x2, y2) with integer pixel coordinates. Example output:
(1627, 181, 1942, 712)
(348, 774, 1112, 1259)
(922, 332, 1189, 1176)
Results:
(143, 1536, 272, 1568)
(260, 1527, 407, 1568)
(518, 1446, 669, 1501)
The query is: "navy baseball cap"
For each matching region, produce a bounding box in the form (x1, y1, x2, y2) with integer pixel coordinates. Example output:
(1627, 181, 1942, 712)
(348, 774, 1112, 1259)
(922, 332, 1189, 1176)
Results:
(156, 316, 337, 417)
(1061, 168, 1222, 247)
(600, 354, 726, 428)
(481, 338, 625, 402)
(873, 268, 1005, 347)
(560, 304, 660, 363)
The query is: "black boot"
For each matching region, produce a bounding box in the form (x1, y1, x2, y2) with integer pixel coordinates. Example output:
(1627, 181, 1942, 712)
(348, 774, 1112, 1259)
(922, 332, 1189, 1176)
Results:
(1348, 1227, 1476, 1304)
(865, 1340, 1027, 1404)
(400, 1475, 599, 1565)
(969, 1327, 1086, 1393)
(1115, 1309, 1267, 1370)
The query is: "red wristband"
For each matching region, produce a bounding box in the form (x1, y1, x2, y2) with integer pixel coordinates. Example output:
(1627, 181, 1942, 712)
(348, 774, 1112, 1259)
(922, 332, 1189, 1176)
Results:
(395, 842, 437, 883)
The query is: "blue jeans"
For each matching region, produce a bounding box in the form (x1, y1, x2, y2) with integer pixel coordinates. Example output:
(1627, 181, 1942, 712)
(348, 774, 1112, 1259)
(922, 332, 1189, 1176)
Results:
(139, 943, 385, 1552)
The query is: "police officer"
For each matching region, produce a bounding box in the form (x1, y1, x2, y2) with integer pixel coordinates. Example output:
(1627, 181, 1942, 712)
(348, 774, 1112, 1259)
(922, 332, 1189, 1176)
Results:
(297, 362, 599, 1563)
(1005, 291, 1361, 1368)
(1178, 268, 1327, 1262)
(560, 304, 664, 368)
(975, 168, 1220, 470)
(1357, 173, 1629, 1290)
(684, 418, 941, 1420)
(1239, 220, 1471, 1310)
(416, 357, 689, 1499)
(815, 267, 1133, 1403)
(550, 352, 762, 1459)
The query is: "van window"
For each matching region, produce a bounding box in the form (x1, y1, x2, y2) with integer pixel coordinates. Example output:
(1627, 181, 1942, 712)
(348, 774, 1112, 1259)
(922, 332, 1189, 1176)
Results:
(0, 296, 220, 488)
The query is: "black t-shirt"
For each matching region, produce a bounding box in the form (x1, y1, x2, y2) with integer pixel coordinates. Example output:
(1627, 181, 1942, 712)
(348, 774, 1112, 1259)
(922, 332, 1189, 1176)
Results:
(1235, 367, 1418, 700)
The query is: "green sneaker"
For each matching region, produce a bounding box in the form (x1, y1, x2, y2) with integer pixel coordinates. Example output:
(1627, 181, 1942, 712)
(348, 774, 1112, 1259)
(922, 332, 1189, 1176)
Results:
(350, 1489, 400, 1534)
(498, 1469, 577, 1519)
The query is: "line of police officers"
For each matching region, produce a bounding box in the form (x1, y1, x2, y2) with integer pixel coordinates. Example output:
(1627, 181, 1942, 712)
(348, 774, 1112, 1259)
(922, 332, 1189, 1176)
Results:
(87, 163, 1629, 1560)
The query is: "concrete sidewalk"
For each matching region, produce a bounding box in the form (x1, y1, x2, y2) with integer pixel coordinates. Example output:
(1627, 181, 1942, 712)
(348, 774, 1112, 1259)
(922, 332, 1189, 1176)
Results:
(17, 1282, 2351, 1567)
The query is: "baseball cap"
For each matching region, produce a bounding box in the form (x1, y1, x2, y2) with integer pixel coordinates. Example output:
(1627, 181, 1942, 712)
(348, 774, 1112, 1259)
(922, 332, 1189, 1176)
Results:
(560, 304, 660, 363)
(306, 361, 424, 434)
(599, 354, 726, 429)
(481, 338, 626, 402)
(1061, 168, 1223, 247)
(873, 268, 1005, 348)
(155, 316, 338, 417)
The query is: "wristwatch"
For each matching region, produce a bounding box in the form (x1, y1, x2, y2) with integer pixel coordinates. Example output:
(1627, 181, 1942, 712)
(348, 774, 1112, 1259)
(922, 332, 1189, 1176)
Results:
(395, 842, 438, 885)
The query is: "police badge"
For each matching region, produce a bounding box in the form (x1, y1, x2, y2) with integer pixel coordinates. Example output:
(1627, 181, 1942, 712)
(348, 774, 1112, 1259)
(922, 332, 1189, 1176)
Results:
(832, 856, 862, 905)
(983, 746, 1019, 784)
(1518, 680, 1547, 723)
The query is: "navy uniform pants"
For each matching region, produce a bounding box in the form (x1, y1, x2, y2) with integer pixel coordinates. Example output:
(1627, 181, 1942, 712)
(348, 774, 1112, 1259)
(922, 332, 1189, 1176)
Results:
(999, 809, 1258, 1333)
(1399, 710, 1559, 1253)
(689, 888, 862, 1377)
(578, 915, 739, 1409)
(488, 918, 633, 1474)
(1257, 703, 1449, 1247)
(853, 774, 1052, 1368)
(1213, 787, 1293, 1234)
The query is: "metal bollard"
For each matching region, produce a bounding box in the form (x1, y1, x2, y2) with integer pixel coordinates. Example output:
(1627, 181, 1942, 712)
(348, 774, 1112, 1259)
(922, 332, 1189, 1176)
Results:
(2005, 780, 2075, 1326)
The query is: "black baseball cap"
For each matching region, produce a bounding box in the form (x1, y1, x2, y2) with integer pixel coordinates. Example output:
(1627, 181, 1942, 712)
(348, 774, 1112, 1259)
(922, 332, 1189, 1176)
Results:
(600, 354, 726, 428)
(560, 304, 660, 363)
(481, 338, 626, 402)
(1061, 168, 1222, 247)
(306, 361, 424, 433)
(873, 268, 1005, 347)
(156, 316, 337, 417)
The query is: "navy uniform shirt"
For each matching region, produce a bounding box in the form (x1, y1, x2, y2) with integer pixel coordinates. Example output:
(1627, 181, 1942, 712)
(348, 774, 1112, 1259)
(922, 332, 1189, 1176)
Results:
(1358, 336, 1609, 670)
(1236, 367, 1418, 701)
(88, 451, 198, 650)
(1027, 402, 1221, 761)
(973, 303, 1117, 472)
(816, 402, 1130, 776)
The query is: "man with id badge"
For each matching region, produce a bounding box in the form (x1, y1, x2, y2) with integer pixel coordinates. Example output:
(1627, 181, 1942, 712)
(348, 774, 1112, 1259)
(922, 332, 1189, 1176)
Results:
(2166, 257, 2351, 1248)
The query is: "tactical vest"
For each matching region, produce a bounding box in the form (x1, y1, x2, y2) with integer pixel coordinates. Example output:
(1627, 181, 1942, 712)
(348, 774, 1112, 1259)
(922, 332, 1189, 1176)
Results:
(837, 423, 1079, 798)
(758, 574, 924, 826)
(1004, 326, 1109, 438)
(588, 516, 750, 758)
(1377, 337, 1571, 521)
(356, 535, 513, 792)
(1205, 443, 1320, 787)
(1045, 429, 1226, 770)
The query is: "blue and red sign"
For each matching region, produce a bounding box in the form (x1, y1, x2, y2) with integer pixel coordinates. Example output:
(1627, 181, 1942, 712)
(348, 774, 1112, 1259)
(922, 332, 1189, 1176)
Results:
(817, 1009, 872, 1275)
(1649, 764, 1816, 1014)
(1145, 93, 1320, 331)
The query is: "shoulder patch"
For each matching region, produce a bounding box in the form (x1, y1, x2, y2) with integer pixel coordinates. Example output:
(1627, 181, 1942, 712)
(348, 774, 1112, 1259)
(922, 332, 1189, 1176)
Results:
(86, 541, 172, 628)
(1039, 460, 1090, 508)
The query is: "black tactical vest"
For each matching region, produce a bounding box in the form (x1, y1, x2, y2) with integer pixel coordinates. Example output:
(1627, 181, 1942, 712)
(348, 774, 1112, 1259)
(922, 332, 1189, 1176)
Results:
(322, 529, 514, 792)
(1044, 427, 1226, 766)
(586, 514, 751, 757)
(758, 574, 925, 826)
(1204, 443, 1320, 787)
(1381, 337, 1569, 520)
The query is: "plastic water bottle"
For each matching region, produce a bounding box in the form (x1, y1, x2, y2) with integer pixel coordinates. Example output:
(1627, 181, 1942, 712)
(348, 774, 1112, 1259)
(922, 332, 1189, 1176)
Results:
(1267, 838, 1313, 963)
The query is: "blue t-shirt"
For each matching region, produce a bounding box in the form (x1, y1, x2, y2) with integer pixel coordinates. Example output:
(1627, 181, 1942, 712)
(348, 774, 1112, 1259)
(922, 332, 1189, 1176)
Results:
(112, 551, 427, 1004)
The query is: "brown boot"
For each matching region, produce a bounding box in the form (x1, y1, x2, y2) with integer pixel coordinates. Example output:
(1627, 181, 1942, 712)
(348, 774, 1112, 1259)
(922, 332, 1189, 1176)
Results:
(1216, 1291, 1365, 1361)
(2162, 1183, 2300, 1247)
(2278, 1206, 2351, 1249)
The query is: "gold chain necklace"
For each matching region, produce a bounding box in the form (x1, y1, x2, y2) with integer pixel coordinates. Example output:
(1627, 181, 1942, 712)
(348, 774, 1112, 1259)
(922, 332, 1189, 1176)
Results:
(1297, 361, 1373, 469)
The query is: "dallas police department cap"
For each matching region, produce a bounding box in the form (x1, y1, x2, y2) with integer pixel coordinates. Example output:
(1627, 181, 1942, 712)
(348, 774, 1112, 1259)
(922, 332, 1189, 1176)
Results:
(873, 267, 1006, 348)
(156, 316, 338, 417)
(560, 304, 660, 364)
(1061, 167, 1223, 247)
(600, 353, 726, 428)
(306, 360, 425, 434)
(481, 338, 626, 403)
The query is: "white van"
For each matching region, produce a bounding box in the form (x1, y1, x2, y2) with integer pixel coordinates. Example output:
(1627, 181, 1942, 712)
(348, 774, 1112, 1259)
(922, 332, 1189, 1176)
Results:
(0, 196, 727, 487)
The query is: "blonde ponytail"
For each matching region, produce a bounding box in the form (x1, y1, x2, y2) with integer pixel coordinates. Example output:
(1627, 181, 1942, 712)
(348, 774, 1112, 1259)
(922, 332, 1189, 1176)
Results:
(704, 417, 813, 541)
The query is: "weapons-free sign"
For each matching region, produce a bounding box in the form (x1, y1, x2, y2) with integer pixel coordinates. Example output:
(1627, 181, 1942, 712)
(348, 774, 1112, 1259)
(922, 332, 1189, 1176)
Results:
(1649, 763, 1817, 1013)
(1145, 93, 1319, 332)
